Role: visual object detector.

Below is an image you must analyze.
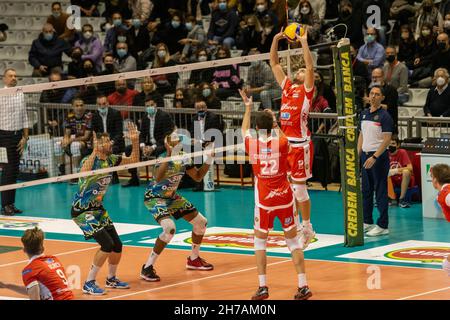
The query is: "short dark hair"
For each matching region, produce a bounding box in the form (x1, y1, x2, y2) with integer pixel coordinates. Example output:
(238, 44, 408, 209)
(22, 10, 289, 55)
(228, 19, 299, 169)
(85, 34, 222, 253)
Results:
(21, 227, 44, 256)
(431, 164, 450, 185)
(370, 85, 385, 96)
(72, 97, 84, 105)
(96, 92, 107, 100)
(51, 2, 61, 8)
(255, 111, 274, 131)
(392, 134, 400, 145)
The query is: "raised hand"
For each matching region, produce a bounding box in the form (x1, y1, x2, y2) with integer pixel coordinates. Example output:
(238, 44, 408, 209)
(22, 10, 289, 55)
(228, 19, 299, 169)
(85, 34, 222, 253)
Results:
(295, 26, 308, 43)
(238, 89, 253, 107)
(126, 122, 140, 141)
(274, 27, 285, 41)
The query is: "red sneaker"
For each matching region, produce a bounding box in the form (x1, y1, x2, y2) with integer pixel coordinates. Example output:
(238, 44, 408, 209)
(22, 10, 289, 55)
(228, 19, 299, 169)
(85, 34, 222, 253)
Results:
(186, 256, 214, 270)
(294, 285, 313, 300)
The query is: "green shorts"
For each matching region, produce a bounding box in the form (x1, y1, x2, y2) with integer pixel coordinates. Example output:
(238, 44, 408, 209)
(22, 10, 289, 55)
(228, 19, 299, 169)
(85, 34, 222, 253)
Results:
(144, 193, 197, 222)
(72, 208, 114, 240)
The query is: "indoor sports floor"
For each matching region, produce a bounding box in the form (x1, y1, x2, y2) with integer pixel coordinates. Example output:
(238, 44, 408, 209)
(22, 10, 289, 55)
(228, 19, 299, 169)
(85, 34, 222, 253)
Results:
(0, 183, 449, 300)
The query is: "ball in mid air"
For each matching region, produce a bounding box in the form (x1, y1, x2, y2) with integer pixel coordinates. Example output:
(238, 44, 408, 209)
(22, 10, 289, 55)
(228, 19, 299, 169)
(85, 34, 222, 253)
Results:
(283, 23, 305, 42)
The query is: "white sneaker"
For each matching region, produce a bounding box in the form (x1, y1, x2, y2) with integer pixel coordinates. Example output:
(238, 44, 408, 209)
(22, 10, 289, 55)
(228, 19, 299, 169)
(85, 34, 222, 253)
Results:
(300, 224, 316, 249)
(366, 225, 389, 237)
(443, 259, 450, 276)
(364, 223, 375, 233)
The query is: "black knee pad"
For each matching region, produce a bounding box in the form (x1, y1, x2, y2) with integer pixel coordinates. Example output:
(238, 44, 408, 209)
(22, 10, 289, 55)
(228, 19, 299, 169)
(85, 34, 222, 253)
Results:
(107, 227, 123, 253)
(94, 229, 114, 253)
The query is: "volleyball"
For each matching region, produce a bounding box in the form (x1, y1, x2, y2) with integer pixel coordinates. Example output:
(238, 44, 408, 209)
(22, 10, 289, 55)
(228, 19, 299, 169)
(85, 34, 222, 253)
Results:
(283, 23, 305, 41)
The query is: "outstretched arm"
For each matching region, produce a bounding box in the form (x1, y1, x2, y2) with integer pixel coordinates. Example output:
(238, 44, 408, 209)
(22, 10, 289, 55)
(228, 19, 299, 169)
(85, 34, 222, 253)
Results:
(270, 29, 287, 87)
(296, 29, 314, 91)
(0, 281, 39, 300)
(239, 89, 253, 137)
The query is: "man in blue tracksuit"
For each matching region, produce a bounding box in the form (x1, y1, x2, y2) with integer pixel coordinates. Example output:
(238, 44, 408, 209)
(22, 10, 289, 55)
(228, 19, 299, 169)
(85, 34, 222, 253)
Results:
(358, 85, 393, 237)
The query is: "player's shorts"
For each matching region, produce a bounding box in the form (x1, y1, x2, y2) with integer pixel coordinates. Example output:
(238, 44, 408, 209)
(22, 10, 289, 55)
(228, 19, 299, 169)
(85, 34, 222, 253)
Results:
(72, 207, 114, 240)
(144, 193, 197, 223)
(288, 140, 313, 182)
(391, 174, 415, 188)
(254, 203, 296, 233)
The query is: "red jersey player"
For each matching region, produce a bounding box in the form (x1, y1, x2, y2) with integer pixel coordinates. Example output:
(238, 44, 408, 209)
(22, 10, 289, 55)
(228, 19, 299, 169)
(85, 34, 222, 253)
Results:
(240, 89, 312, 300)
(430, 164, 450, 276)
(0, 227, 74, 300)
(269, 28, 316, 248)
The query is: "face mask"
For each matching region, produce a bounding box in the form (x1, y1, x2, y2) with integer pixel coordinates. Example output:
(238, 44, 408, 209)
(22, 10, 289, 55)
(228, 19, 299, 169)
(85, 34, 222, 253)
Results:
(185, 22, 193, 31)
(256, 4, 265, 12)
(198, 55, 207, 62)
(117, 36, 127, 43)
(388, 146, 397, 153)
(171, 20, 180, 28)
(146, 106, 156, 116)
(300, 7, 310, 15)
(72, 52, 82, 60)
(99, 107, 108, 116)
(43, 33, 54, 41)
(386, 55, 396, 63)
(158, 50, 166, 59)
(117, 87, 127, 94)
(117, 49, 127, 57)
(132, 19, 141, 28)
(264, 27, 273, 34)
(219, 2, 227, 11)
(436, 77, 446, 86)
(105, 64, 114, 72)
(52, 12, 61, 18)
(202, 88, 211, 97)
(401, 32, 409, 40)
(445, 20, 450, 29)
(437, 42, 447, 50)
(84, 65, 93, 72)
(422, 30, 431, 36)
(342, 9, 351, 17)
(423, 6, 432, 13)
(113, 19, 122, 27)
(198, 110, 206, 118)
(83, 32, 93, 40)
(366, 35, 375, 43)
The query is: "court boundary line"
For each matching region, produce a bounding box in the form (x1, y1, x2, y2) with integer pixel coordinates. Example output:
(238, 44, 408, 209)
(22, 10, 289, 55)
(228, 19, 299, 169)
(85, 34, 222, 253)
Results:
(396, 286, 450, 300)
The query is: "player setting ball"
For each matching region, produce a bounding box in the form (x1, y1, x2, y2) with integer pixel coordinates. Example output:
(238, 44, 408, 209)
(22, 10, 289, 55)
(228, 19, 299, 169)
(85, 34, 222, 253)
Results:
(283, 23, 306, 42)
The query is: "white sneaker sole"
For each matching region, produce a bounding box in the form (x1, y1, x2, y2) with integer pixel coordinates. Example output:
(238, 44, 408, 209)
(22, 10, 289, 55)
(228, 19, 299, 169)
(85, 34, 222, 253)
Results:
(105, 284, 130, 289)
(186, 265, 214, 271)
(366, 230, 389, 237)
(82, 289, 106, 296)
(140, 274, 160, 282)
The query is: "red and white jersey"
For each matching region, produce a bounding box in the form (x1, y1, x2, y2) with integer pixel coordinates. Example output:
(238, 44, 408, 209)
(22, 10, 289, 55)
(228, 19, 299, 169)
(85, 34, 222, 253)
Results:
(22, 255, 74, 300)
(244, 132, 293, 209)
(437, 184, 450, 222)
(279, 77, 314, 143)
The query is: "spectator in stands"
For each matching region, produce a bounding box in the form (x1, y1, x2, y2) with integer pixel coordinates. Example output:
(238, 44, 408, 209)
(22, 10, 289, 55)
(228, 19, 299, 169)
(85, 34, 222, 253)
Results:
(211, 46, 242, 100)
(245, 50, 281, 110)
(91, 94, 125, 184)
(133, 77, 164, 108)
(114, 42, 137, 73)
(77, 65, 100, 104)
(390, 0, 416, 27)
(107, 80, 139, 119)
(335, 0, 364, 47)
(127, 17, 150, 60)
(199, 82, 221, 110)
(104, 12, 130, 53)
(350, 43, 369, 86)
(123, 96, 175, 187)
(0, 23, 7, 42)
(311, 84, 332, 134)
(103, 0, 131, 20)
(47, 2, 75, 43)
(159, 11, 189, 56)
(292, 0, 322, 44)
(255, 0, 279, 31)
(397, 24, 416, 67)
(129, 0, 153, 22)
(40, 70, 77, 105)
(61, 97, 93, 178)
(432, 33, 450, 73)
(207, 0, 239, 49)
(150, 43, 179, 96)
(258, 14, 277, 53)
(424, 68, 450, 117)
(97, 54, 118, 96)
(81, 58, 98, 78)
(149, 0, 189, 25)
(409, 23, 436, 87)
(314, 71, 336, 112)
(171, 89, 193, 129)
(308, 0, 326, 22)
(66, 48, 83, 80)
(75, 24, 104, 72)
(388, 136, 414, 208)
(361, 0, 389, 45)
(368, 68, 399, 133)
(414, 0, 444, 40)
(440, 0, 450, 16)
(71, 0, 100, 17)
(269, 0, 287, 28)
(29, 23, 71, 77)
(179, 16, 207, 63)
(444, 13, 450, 35)
(324, 0, 339, 19)
(188, 49, 214, 86)
(356, 27, 386, 75)
(236, 15, 262, 56)
(383, 46, 409, 105)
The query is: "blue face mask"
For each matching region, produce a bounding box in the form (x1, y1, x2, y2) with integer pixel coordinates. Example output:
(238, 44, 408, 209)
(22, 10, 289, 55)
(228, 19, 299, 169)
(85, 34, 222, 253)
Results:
(202, 88, 211, 97)
(99, 107, 108, 115)
(117, 49, 127, 57)
(198, 111, 206, 118)
(366, 35, 375, 43)
(113, 19, 122, 27)
(219, 2, 227, 11)
(132, 19, 141, 28)
(185, 22, 193, 31)
(146, 106, 156, 116)
(52, 12, 61, 18)
(172, 20, 181, 28)
(43, 33, 54, 41)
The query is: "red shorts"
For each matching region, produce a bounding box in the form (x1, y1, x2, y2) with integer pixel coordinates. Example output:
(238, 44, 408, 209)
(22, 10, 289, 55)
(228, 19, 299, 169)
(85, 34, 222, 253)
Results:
(288, 140, 314, 182)
(254, 204, 296, 233)
(391, 174, 415, 188)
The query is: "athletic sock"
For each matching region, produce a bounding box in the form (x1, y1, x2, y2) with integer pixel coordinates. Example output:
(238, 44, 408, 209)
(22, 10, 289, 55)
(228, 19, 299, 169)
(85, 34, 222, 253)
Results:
(298, 273, 307, 287)
(86, 264, 101, 282)
(190, 244, 200, 260)
(302, 220, 311, 227)
(108, 264, 118, 279)
(144, 251, 159, 268)
(258, 275, 266, 287)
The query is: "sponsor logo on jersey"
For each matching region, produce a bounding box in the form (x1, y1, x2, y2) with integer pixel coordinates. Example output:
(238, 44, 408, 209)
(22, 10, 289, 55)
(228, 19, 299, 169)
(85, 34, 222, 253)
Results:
(264, 188, 289, 200)
(22, 268, 32, 276)
(284, 216, 293, 225)
(281, 104, 297, 111)
(384, 247, 450, 263)
(261, 148, 272, 153)
(280, 112, 291, 120)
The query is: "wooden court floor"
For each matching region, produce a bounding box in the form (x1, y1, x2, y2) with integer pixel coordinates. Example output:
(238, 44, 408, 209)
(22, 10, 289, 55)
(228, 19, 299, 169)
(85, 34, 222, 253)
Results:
(0, 237, 449, 300)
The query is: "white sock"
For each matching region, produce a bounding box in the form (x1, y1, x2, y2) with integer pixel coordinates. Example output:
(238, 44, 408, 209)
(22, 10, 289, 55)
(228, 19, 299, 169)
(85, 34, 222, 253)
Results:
(144, 251, 159, 268)
(443, 258, 450, 276)
(298, 273, 307, 287)
(258, 275, 266, 287)
(302, 219, 311, 227)
(108, 264, 118, 279)
(86, 264, 101, 282)
(190, 244, 200, 260)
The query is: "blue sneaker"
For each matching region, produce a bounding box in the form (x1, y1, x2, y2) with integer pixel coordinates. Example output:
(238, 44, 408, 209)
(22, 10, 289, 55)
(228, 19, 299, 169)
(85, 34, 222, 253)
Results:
(82, 280, 106, 295)
(106, 276, 130, 289)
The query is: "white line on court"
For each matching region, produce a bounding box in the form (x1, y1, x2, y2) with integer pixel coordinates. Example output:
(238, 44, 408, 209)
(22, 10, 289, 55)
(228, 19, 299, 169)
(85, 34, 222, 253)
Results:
(0, 296, 29, 300)
(397, 286, 450, 300)
(104, 259, 291, 300)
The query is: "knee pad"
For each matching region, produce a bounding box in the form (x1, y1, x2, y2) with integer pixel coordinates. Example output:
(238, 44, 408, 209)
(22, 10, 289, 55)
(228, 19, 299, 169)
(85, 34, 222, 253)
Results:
(292, 184, 310, 203)
(70, 141, 81, 156)
(190, 213, 207, 236)
(159, 219, 176, 243)
(285, 235, 303, 253)
(254, 237, 267, 251)
(107, 228, 123, 253)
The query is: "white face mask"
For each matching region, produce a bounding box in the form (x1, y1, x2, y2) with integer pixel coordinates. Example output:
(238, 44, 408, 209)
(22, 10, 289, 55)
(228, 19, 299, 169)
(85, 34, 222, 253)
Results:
(300, 7, 310, 15)
(83, 31, 93, 39)
(436, 76, 447, 86)
(158, 50, 166, 59)
(198, 55, 208, 62)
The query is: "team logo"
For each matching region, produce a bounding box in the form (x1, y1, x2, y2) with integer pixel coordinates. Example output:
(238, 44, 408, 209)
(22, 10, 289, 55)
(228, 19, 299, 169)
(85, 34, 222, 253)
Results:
(280, 112, 291, 120)
(297, 160, 304, 169)
(0, 217, 40, 229)
(384, 247, 450, 263)
(284, 217, 293, 225)
(264, 188, 289, 200)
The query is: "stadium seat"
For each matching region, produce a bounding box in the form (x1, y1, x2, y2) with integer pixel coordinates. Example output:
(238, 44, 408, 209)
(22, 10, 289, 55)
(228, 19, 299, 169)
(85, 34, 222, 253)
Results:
(0, 45, 30, 60)
(0, 2, 27, 17)
(0, 60, 34, 77)
(15, 17, 47, 31)
(403, 88, 429, 108)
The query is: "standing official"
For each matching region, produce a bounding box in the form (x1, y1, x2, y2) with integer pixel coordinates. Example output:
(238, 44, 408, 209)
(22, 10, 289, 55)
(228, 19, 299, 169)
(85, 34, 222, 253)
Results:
(0, 69, 30, 216)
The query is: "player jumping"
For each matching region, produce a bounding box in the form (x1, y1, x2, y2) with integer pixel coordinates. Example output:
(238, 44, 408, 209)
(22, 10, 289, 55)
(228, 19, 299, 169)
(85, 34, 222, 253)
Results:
(0, 227, 74, 300)
(430, 164, 450, 276)
(240, 89, 312, 300)
(270, 28, 316, 248)
(71, 123, 140, 295)
(140, 129, 214, 282)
